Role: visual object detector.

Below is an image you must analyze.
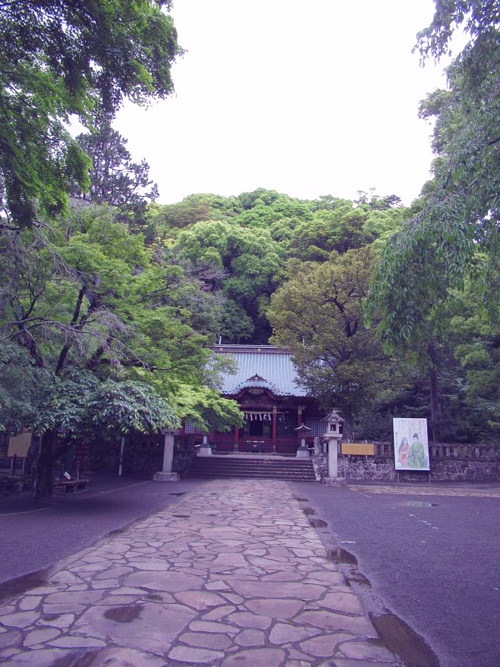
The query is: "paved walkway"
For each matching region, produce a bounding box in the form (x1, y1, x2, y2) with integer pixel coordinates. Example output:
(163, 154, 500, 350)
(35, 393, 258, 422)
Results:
(0, 480, 398, 666)
(346, 483, 500, 497)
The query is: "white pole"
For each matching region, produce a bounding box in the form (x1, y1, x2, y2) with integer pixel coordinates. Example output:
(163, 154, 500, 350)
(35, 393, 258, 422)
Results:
(153, 431, 180, 481)
(328, 437, 338, 478)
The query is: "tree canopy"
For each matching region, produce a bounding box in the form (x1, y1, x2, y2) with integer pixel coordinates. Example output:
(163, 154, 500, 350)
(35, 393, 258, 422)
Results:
(367, 1, 500, 351)
(362, 0, 499, 441)
(268, 247, 388, 426)
(74, 120, 159, 230)
(0, 0, 181, 227)
(170, 218, 284, 343)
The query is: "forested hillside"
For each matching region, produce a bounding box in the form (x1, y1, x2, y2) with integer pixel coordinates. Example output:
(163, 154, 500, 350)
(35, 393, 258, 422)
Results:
(141, 185, 497, 445)
(1, 1, 498, 496)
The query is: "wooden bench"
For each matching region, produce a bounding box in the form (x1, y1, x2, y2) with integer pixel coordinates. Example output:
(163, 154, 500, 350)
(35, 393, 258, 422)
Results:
(54, 479, 91, 493)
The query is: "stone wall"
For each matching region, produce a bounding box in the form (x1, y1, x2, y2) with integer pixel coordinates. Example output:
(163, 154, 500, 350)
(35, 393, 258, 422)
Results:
(338, 458, 500, 483)
(311, 451, 328, 481)
(313, 442, 500, 483)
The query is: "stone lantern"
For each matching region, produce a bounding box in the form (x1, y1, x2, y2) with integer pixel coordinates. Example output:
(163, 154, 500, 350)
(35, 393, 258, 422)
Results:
(198, 434, 212, 457)
(322, 410, 344, 482)
(295, 423, 312, 458)
(153, 429, 180, 482)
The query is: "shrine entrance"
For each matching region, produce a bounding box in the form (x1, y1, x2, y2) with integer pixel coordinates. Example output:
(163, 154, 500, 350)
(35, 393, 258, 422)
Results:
(203, 344, 325, 456)
(249, 420, 264, 437)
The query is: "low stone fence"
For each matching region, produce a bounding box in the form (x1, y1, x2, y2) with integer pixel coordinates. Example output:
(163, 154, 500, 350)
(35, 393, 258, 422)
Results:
(313, 442, 500, 483)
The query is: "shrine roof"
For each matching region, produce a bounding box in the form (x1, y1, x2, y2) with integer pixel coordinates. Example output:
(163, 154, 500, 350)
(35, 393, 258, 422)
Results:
(212, 345, 307, 397)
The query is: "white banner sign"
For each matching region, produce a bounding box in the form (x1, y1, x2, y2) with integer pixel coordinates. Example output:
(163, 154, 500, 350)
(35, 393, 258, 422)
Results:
(393, 418, 430, 471)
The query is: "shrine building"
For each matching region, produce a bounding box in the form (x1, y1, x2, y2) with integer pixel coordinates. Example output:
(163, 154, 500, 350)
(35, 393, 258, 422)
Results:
(207, 345, 325, 455)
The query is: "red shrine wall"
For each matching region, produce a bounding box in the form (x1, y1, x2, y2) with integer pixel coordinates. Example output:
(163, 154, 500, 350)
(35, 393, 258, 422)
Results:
(210, 391, 323, 456)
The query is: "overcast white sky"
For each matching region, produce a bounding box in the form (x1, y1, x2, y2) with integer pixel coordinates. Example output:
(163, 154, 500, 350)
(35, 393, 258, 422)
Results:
(115, 0, 456, 206)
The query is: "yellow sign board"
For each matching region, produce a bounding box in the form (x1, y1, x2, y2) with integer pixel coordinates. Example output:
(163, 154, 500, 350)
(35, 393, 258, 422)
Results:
(7, 432, 32, 458)
(341, 442, 374, 456)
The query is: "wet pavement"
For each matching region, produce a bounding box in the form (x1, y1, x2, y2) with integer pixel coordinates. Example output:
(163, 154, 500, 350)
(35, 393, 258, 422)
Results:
(0, 479, 400, 666)
(344, 483, 500, 498)
(293, 480, 500, 667)
(0, 476, 204, 586)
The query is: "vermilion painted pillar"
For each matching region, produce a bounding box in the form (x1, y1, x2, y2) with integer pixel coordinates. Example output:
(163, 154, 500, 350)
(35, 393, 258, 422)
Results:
(272, 406, 277, 453)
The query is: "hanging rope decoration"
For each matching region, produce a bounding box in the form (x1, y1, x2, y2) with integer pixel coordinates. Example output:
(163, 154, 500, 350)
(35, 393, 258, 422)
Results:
(244, 412, 273, 421)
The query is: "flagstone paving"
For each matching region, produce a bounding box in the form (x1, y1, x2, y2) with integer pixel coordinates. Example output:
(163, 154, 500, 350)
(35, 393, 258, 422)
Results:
(0, 480, 399, 666)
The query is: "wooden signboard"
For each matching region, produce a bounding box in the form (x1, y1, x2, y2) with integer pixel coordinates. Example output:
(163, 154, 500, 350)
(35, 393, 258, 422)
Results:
(7, 432, 32, 458)
(342, 442, 374, 456)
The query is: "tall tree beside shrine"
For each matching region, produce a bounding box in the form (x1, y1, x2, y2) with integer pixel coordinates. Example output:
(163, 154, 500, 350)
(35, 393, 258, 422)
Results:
(0, 3, 245, 494)
(367, 1, 500, 347)
(0, 0, 181, 228)
(0, 206, 241, 494)
(267, 247, 391, 430)
(74, 119, 159, 232)
(365, 0, 500, 440)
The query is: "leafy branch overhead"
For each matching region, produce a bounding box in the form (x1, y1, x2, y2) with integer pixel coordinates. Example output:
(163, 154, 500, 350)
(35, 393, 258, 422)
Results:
(367, 0, 500, 351)
(0, 0, 181, 227)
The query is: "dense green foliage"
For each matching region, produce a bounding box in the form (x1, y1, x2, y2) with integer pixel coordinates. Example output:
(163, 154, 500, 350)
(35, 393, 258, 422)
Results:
(1, 0, 499, 497)
(0, 204, 244, 493)
(268, 248, 386, 426)
(0, 0, 180, 227)
(367, 1, 499, 346)
(74, 119, 159, 230)
(134, 179, 497, 442)
(152, 189, 405, 344)
(365, 0, 500, 440)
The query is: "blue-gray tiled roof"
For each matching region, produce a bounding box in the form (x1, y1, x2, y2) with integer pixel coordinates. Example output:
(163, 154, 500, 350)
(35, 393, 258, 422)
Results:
(213, 345, 307, 397)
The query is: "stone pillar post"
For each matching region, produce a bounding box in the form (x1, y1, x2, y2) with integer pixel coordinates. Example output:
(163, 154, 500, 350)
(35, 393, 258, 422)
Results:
(296, 437, 310, 458)
(324, 436, 344, 484)
(328, 437, 338, 478)
(153, 432, 180, 481)
(198, 434, 212, 457)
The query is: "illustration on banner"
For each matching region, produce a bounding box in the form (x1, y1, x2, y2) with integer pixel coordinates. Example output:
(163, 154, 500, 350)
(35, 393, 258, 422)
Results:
(393, 418, 429, 471)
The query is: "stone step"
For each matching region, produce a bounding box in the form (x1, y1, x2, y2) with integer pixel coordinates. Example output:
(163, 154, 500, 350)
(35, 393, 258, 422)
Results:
(188, 465, 316, 473)
(189, 456, 313, 465)
(186, 457, 316, 481)
(189, 460, 313, 468)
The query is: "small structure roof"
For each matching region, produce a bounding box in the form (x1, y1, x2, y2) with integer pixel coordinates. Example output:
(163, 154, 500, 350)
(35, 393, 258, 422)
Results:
(213, 345, 307, 397)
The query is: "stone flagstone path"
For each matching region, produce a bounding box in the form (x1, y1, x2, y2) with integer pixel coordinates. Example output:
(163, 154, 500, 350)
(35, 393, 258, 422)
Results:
(0, 480, 399, 666)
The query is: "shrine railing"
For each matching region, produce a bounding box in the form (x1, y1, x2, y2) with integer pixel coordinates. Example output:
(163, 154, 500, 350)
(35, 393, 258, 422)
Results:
(368, 442, 500, 461)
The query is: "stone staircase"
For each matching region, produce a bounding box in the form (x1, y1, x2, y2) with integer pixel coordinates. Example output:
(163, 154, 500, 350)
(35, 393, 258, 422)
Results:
(185, 455, 316, 482)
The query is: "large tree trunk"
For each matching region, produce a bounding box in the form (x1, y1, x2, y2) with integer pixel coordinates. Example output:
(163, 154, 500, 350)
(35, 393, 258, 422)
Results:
(34, 430, 56, 498)
(339, 404, 353, 440)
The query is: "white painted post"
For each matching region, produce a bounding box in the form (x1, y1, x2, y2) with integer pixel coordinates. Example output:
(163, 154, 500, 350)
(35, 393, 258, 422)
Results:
(327, 437, 338, 478)
(153, 431, 180, 482)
